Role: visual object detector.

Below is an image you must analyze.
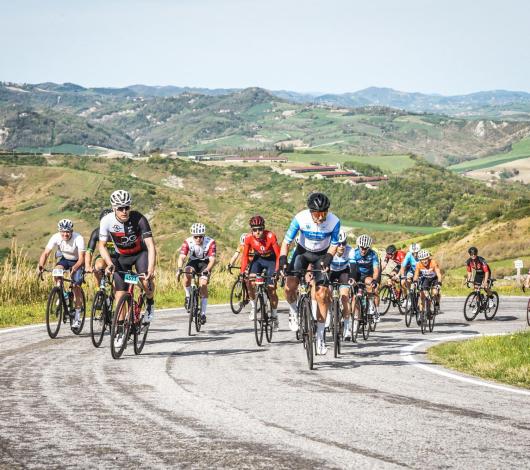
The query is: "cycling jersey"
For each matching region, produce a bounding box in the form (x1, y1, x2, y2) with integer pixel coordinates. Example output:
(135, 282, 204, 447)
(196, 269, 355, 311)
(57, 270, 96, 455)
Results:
(99, 211, 152, 256)
(330, 245, 354, 272)
(402, 252, 419, 274)
(238, 235, 254, 261)
(241, 230, 280, 272)
(46, 232, 85, 261)
(350, 247, 379, 277)
(466, 256, 490, 274)
(180, 236, 216, 261)
(87, 228, 116, 257)
(385, 250, 406, 266)
(284, 209, 340, 252)
(415, 259, 440, 279)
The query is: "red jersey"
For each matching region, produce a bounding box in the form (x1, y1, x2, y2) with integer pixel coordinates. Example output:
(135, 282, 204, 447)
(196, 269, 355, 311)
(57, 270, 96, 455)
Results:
(385, 250, 406, 266)
(240, 230, 280, 272)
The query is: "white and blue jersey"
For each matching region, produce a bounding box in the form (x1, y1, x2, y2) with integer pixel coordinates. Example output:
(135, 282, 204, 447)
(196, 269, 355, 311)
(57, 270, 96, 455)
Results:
(331, 245, 354, 272)
(402, 252, 418, 275)
(284, 209, 340, 253)
(351, 247, 379, 277)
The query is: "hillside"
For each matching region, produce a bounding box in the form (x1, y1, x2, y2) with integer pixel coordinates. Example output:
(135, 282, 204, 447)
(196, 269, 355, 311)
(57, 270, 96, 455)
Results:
(2, 82, 530, 166)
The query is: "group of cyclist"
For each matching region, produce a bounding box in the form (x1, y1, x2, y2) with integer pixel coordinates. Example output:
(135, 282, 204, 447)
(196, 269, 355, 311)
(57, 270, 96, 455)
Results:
(37, 188, 496, 355)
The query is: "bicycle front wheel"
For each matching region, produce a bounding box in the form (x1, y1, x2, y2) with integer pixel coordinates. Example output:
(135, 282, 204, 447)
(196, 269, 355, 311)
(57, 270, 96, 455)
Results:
(404, 293, 415, 327)
(134, 306, 150, 354)
(72, 288, 86, 335)
(484, 291, 499, 320)
(230, 278, 246, 314)
(428, 303, 436, 332)
(332, 298, 341, 358)
(463, 292, 480, 321)
(379, 286, 391, 315)
(301, 297, 314, 370)
(351, 296, 360, 342)
(111, 294, 132, 359)
(46, 287, 63, 339)
(90, 291, 106, 347)
(264, 294, 273, 343)
(254, 294, 265, 346)
(188, 288, 197, 336)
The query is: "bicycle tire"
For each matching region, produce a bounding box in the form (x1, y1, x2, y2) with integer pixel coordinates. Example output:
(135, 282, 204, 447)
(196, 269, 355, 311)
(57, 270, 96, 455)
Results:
(428, 301, 436, 332)
(111, 294, 132, 359)
(368, 298, 377, 332)
(351, 296, 360, 342)
(264, 294, 273, 343)
(90, 291, 106, 347)
(420, 303, 427, 334)
(301, 297, 314, 370)
(195, 295, 202, 332)
(72, 288, 86, 335)
(188, 287, 197, 336)
(332, 298, 341, 358)
(46, 286, 63, 339)
(362, 301, 370, 340)
(484, 291, 499, 320)
(404, 292, 414, 328)
(379, 286, 391, 315)
(397, 289, 406, 315)
(254, 294, 265, 346)
(463, 292, 480, 321)
(133, 307, 150, 355)
(527, 298, 530, 326)
(230, 278, 246, 314)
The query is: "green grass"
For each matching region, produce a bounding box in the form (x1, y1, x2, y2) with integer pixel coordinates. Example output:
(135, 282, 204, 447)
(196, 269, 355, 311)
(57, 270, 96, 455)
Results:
(342, 219, 444, 234)
(283, 151, 415, 174)
(449, 137, 530, 172)
(428, 331, 530, 389)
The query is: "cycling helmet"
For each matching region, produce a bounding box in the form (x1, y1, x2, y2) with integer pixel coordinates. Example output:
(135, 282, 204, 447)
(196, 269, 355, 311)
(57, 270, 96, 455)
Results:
(418, 249, 431, 260)
(386, 244, 397, 255)
(357, 234, 373, 249)
(410, 243, 421, 253)
(99, 208, 112, 220)
(249, 215, 265, 228)
(58, 219, 73, 231)
(190, 223, 206, 236)
(468, 246, 478, 256)
(307, 192, 330, 212)
(239, 233, 247, 244)
(338, 229, 347, 244)
(110, 190, 132, 207)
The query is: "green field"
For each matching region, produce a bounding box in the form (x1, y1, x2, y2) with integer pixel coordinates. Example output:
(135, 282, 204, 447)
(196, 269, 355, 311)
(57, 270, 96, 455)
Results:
(449, 137, 530, 173)
(283, 151, 415, 174)
(342, 219, 444, 234)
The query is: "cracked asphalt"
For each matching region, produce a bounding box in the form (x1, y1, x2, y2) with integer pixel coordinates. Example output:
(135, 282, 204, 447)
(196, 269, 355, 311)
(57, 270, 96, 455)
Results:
(1, 297, 529, 469)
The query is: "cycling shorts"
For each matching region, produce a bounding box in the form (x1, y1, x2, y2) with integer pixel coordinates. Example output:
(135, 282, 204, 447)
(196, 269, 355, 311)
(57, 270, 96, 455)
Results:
(249, 257, 276, 285)
(114, 251, 148, 291)
(56, 257, 84, 286)
(185, 259, 209, 277)
(419, 276, 438, 291)
(289, 246, 329, 285)
(329, 268, 350, 285)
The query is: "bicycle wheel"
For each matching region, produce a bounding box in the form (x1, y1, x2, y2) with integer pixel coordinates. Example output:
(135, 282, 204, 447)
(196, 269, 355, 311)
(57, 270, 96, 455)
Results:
(72, 288, 86, 335)
(527, 298, 530, 326)
(463, 292, 480, 321)
(420, 301, 427, 334)
(264, 294, 273, 343)
(301, 298, 314, 370)
(134, 304, 150, 355)
(111, 294, 132, 359)
(368, 299, 377, 332)
(90, 291, 106, 347)
(362, 305, 370, 340)
(379, 286, 391, 315)
(332, 298, 341, 358)
(351, 296, 360, 342)
(397, 289, 407, 315)
(429, 301, 437, 332)
(230, 277, 246, 314)
(254, 294, 265, 346)
(46, 287, 63, 339)
(404, 293, 414, 327)
(188, 287, 197, 336)
(484, 291, 499, 320)
(195, 295, 202, 332)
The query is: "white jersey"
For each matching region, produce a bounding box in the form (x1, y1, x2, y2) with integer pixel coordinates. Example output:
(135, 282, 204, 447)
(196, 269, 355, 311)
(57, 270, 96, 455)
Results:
(180, 236, 217, 261)
(284, 209, 341, 252)
(330, 245, 354, 272)
(46, 232, 85, 261)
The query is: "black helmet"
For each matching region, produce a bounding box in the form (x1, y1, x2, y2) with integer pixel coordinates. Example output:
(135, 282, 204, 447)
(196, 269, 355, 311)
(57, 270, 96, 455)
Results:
(307, 192, 330, 211)
(386, 244, 396, 255)
(468, 246, 478, 255)
(99, 208, 112, 220)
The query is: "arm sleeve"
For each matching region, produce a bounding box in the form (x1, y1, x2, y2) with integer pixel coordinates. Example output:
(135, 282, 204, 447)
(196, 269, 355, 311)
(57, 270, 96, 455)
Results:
(207, 240, 217, 258)
(76, 234, 86, 252)
(99, 219, 109, 242)
(139, 216, 153, 239)
(45, 233, 58, 251)
(329, 221, 341, 246)
(86, 229, 99, 253)
(180, 241, 190, 256)
(284, 217, 300, 244)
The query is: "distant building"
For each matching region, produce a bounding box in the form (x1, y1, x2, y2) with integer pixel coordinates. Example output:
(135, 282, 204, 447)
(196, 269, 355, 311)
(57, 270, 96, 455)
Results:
(225, 155, 288, 163)
(291, 165, 337, 173)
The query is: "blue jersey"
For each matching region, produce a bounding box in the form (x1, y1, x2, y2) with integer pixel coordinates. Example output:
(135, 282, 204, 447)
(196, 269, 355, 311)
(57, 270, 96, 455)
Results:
(351, 247, 379, 276)
(330, 245, 354, 272)
(284, 209, 340, 253)
(402, 252, 418, 274)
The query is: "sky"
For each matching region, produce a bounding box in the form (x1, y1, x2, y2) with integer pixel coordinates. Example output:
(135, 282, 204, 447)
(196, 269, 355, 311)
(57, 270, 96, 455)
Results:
(1, 0, 529, 95)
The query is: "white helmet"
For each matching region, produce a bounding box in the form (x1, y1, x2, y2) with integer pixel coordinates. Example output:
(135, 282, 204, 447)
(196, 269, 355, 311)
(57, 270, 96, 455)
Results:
(110, 190, 132, 207)
(418, 249, 431, 260)
(338, 229, 347, 244)
(410, 243, 421, 253)
(190, 223, 206, 236)
(239, 233, 247, 244)
(58, 219, 73, 231)
(356, 234, 372, 249)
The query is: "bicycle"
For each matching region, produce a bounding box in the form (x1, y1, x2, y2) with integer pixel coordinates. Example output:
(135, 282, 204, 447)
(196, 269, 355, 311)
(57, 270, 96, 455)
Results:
(417, 280, 440, 334)
(110, 271, 150, 359)
(329, 280, 347, 357)
(404, 281, 420, 328)
(253, 270, 275, 346)
(229, 267, 249, 314)
(178, 270, 203, 336)
(463, 280, 499, 321)
(351, 282, 376, 341)
(41, 268, 86, 339)
(90, 270, 114, 348)
(379, 277, 406, 315)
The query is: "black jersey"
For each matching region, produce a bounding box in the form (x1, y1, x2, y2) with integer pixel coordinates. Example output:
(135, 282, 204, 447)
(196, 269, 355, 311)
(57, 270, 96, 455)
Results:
(99, 211, 152, 256)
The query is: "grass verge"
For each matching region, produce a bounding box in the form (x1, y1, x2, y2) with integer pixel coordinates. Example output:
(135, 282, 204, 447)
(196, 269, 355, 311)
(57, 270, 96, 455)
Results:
(427, 331, 530, 389)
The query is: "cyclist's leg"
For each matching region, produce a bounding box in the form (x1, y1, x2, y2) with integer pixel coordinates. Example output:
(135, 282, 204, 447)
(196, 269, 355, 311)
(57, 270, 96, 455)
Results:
(93, 255, 107, 285)
(197, 261, 209, 318)
(247, 258, 260, 316)
(113, 256, 129, 321)
(338, 272, 351, 337)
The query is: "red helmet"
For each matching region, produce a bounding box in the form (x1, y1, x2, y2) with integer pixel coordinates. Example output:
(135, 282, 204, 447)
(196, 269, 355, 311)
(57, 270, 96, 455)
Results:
(249, 215, 265, 228)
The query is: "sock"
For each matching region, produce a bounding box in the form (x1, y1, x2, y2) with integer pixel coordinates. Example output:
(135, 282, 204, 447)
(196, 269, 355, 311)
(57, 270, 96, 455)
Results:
(201, 297, 208, 315)
(185, 286, 191, 298)
(311, 300, 318, 320)
(317, 322, 325, 340)
(74, 308, 81, 321)
(147, 297, 154, 306)
(344, 319, 351, 331)
(251, 299, 257, 311)
(289, 301, 297, 315)
(272, 309, 278, 318)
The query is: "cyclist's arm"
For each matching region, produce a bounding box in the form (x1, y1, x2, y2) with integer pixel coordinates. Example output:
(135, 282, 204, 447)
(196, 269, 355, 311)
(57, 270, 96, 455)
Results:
(240, 240, 250, 273)
(465, 261, 472, 282)
(435, 265, 442, 283)
(483, 261, 490, 283)
(272, 236, 281, 272)
(229, 250, 240, 266)
(98, 240, 113, 268)
(280, 239, 291, 258)
(85, 229, 98, 271)
(372, 253, 380, 280)
(413, 264, 420, 282)
(177, 253, 187, 270)
(38, 247, 52, 270)
(144, 237, 156, 277)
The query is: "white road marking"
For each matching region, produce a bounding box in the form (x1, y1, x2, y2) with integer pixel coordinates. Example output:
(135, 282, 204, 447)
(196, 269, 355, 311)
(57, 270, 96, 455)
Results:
(401, 333, 530, 397)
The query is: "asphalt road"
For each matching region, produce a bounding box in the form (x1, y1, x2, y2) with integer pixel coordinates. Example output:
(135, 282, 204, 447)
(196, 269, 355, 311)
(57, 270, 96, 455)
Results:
(1, 297, 529, 469)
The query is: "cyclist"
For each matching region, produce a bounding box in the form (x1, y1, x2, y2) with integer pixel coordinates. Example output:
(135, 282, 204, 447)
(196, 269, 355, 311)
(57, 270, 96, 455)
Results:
(465, 246, 494, 305)
(399, 243, 421, 295)
(227, 233, 253, 272)
(38, 219, 86, 329)
(279, 192, 341, 356)
(85, 209, 115, 287)
(413, 249, 442, 316)
(99, 190, 156, 349)
(329, 229, 355, 340)
(240, 215, 281, 330)
(350, 234, 381, 322)
(177, 223, 217, 324)
(381, 244, 406, 297)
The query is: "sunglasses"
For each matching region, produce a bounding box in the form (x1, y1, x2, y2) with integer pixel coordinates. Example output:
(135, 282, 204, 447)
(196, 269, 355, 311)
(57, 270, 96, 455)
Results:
(116, 206, 130, 212)
(193, 235, 204, 239)
(338, 242, 347, 247)
(251, 227, 264, 232)
(310, 211, 328, 218)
